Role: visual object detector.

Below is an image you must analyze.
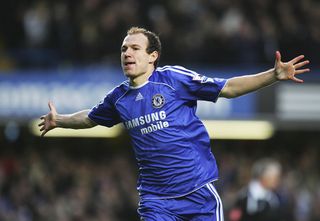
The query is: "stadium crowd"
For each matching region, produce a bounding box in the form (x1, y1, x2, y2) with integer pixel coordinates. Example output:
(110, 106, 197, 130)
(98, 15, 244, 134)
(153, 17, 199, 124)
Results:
(0, 0, 319, 69)
(0, 135, 319, 221)
(0, 143, 140, 221)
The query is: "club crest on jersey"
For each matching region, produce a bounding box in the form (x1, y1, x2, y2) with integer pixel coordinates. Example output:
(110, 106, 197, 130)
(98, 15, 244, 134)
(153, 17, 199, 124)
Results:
(152, 94, 165, 108)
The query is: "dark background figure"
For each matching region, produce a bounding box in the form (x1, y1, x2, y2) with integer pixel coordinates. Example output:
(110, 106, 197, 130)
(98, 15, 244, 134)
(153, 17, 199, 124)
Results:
(229, 158, 289, 221)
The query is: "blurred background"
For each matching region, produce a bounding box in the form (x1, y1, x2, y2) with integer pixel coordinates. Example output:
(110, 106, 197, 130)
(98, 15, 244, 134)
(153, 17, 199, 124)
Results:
(0, 0, 319, 220)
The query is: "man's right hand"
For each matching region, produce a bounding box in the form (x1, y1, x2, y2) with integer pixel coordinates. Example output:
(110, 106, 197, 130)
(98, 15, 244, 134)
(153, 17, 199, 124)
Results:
(39, 101, 58, 137)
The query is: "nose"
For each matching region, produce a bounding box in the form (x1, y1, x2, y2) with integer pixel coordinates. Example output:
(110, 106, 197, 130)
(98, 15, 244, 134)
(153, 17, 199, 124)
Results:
(123, 48, 133, 57)
(124, 52, 130, 58)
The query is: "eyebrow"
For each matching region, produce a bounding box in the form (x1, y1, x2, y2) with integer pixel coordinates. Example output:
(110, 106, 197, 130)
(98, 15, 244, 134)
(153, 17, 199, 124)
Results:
(121, 44, 142, 48)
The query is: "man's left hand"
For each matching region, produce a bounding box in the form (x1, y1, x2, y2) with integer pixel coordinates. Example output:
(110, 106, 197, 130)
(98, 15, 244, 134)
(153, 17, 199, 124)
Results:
(274, 51, 310, 83)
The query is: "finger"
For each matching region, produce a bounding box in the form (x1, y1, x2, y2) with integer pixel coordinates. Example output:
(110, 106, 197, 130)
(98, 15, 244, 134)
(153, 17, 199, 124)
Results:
(48, 101, 56, 112)
(275, 51, 281, 63)
(38, 121, 44, 127)
(295, 68, 310, 75)
(289, 55, 305, 64)
(41, 130, 48, 137)
(291, 76, 304, 83)
(294, 60, 309, 69)
(40, 125, 47, 131)
(40, 115, 45, 120)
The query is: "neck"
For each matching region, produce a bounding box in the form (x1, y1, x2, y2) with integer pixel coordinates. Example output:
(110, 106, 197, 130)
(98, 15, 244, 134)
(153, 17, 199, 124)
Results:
(129, 68, 154, 87)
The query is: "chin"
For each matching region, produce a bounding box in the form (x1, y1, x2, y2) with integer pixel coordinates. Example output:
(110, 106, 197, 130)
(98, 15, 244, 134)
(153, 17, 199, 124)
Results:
(123, 70, 136, 78)
(124, 71, 132, 76)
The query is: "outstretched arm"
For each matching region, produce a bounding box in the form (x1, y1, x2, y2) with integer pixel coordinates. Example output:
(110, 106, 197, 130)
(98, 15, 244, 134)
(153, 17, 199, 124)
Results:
(220, 51, 310, 98)
(38, 101, 97, 136)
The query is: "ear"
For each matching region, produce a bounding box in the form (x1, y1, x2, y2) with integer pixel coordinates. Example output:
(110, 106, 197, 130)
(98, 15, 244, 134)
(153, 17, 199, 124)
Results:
(149, 51, 158, 64)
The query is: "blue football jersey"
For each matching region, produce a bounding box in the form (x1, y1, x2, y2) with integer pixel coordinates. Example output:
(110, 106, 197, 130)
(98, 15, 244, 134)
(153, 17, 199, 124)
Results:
(88, 65, 227, 199)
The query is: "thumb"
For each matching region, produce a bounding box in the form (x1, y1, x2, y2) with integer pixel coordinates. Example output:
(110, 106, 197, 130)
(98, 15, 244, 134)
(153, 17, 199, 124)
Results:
(48, 101, 57, 112)
(275, 51, 281, 63)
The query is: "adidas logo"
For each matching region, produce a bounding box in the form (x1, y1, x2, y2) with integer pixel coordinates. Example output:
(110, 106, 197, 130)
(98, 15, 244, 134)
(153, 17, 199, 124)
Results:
(135, 92, 144, 101)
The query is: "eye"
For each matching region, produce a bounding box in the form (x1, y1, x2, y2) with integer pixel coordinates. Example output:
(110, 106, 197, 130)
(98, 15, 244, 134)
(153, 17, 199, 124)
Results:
(121, 46, 127, 52)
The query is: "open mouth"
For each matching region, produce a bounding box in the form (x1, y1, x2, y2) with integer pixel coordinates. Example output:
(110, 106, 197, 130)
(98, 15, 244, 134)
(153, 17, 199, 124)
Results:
(124, 61, 136, 67)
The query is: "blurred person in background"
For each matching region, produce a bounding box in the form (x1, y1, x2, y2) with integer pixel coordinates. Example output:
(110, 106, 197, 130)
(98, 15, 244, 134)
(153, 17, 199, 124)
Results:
(38, 27, 310, 221)
(228, 158, 285, 221)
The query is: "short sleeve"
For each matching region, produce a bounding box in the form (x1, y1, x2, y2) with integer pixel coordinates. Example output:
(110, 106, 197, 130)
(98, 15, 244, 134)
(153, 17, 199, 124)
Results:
(169, 66, 227, 102)
(88, 93, 122, 127)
